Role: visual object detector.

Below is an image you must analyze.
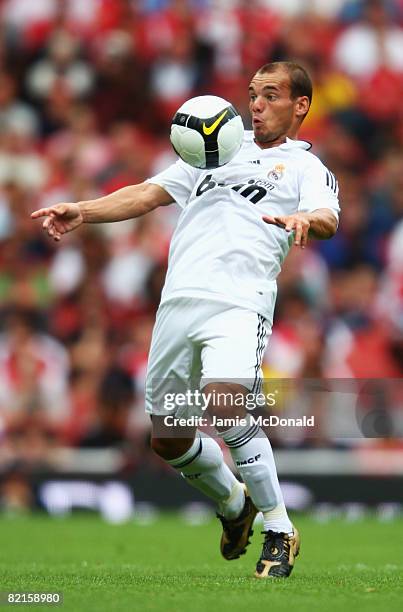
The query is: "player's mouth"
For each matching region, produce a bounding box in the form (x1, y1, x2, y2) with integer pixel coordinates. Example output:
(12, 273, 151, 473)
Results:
(252, 117, 264, 127)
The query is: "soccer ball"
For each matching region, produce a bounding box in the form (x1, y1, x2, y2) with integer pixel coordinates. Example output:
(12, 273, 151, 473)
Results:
(170, 95, 244, 169)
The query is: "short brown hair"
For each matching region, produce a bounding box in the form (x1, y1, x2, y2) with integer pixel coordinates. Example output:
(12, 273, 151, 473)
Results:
(256, 61, 313, 106)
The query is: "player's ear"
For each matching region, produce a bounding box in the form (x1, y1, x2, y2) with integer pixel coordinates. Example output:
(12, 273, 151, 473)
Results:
(295, 96, 310, 119)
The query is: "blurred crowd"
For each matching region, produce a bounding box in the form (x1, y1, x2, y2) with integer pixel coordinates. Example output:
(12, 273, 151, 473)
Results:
(0, 0, 402, 498)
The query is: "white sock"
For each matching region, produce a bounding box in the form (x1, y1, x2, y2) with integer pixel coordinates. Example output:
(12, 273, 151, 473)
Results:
(221, 422, 293, 533)
(263, 503, 294, 535)
(167, 434, 245, 519)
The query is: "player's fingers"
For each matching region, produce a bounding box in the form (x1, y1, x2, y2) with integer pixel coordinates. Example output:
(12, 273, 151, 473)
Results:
(300, 225, 309, 248)
(53, 217, 70, 235)
(49, 228, 60, 241)
(262, 215, 278, 225)
(32, 205, 67, 219)
(43, 216, 53, 229)
(285, 219, 296, 232)
(294, 222, 303, 246)
(263, 216, 288, 230)
(45, 220, 59, 234)
(273, 216, 287, 229)
(48, 223, 62, 238)
(31, 208, 53, 219)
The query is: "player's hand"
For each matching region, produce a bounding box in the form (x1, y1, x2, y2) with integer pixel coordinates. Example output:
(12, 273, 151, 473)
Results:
(262, 213, 311, 248)
(31, 203, 84, 241)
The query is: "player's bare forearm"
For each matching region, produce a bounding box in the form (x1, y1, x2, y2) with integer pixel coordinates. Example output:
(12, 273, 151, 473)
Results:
(79, 183, 172, 223)
(262, 208, 338, 248)
(304, 208, 338, 239)
(31, 182, 173, 241)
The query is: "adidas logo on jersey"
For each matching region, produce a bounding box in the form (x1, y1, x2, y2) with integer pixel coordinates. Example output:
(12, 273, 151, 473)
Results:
(236, 454, 261, 466)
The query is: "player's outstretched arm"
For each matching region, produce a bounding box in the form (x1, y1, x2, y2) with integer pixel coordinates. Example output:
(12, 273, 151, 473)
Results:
(31, 182, 173, 241)
(262, 208, 338, 248)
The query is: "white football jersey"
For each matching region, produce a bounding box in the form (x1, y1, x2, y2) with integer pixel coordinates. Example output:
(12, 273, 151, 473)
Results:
(147, 131, 340, 321)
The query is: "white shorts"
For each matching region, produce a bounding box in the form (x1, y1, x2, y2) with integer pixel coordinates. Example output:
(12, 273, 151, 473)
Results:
(145, 298, 272, 416)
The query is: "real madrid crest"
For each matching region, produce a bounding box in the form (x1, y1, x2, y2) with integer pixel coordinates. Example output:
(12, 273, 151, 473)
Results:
(267, 163, 285, 181)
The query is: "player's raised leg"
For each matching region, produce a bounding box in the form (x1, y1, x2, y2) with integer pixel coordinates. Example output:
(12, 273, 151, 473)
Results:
(146, 300, 247, 531)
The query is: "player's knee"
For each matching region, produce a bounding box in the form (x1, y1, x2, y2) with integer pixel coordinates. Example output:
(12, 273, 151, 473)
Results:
(151, 436, 194, 461)
(150, 436, 175, 458)
(203, 382, 248, 422)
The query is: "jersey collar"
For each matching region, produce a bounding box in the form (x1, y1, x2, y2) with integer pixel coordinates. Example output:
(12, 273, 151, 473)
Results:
(247, 130, 312, 151)
(280, 137, 312, 150)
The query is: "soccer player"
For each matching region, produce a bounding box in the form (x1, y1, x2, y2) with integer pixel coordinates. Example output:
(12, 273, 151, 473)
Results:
(32, 62, 339, 578)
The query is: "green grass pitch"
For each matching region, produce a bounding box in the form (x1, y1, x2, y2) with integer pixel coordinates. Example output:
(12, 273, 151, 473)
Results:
(0, 514, 402, 612)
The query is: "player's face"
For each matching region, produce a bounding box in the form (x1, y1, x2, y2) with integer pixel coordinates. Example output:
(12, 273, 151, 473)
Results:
(248, 70, 304, 147)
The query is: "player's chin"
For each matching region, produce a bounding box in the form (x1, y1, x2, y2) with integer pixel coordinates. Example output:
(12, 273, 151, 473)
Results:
(253, 130, 274, 145)
(253, 127, 267, 141)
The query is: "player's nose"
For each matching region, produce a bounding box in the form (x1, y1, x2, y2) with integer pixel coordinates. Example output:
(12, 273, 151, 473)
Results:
(251, 96, 265, 113)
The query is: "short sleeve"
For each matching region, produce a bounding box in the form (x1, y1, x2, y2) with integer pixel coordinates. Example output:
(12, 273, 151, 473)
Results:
(298, 156, 340, 222)
(146, 159, 200, 209)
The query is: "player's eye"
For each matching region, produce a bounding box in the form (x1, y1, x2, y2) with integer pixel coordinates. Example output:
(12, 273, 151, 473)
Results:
(267, 95, 277, 101)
